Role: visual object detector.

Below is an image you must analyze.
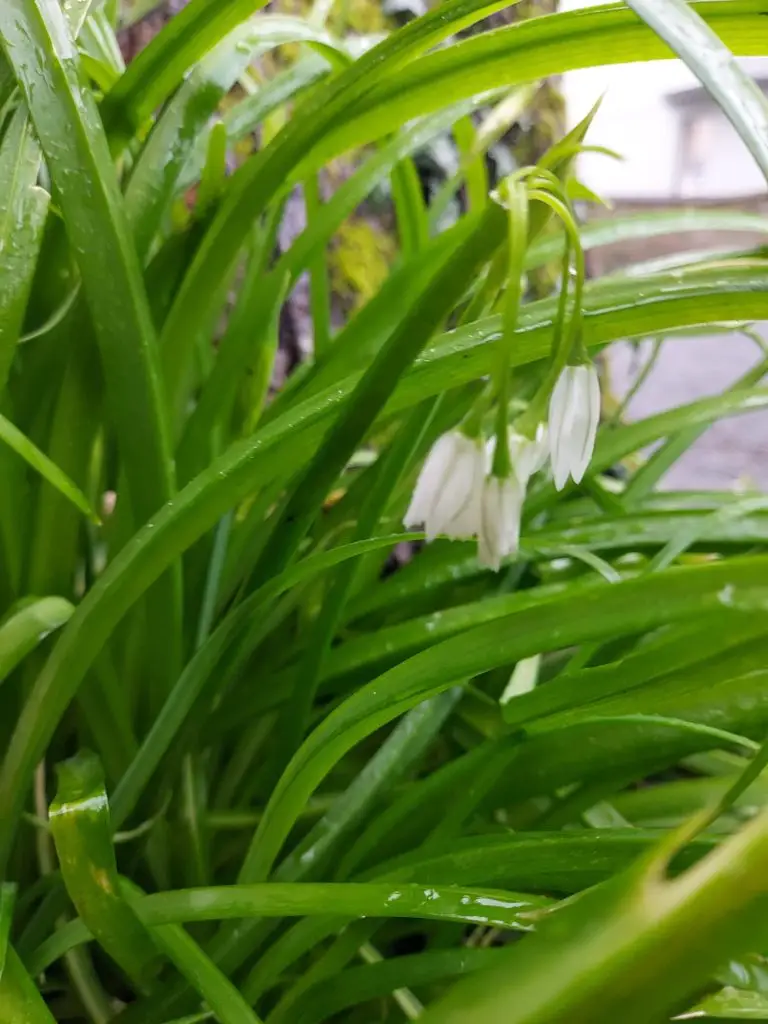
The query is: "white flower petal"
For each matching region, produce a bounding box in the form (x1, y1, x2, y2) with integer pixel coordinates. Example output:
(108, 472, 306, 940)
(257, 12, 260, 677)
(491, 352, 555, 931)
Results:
(552, 455, 571, 491)
(428, 436, 483, 538)
(444, 494, 482, 539)
(478, 475, 524, 571)
(511, 422, 548, 482)
(548, 364, 600, 489)
(477, 535, 498, 571)
(499, 478, 523, 554)
(442, 451, 484, 538)
(548, 369, 568, 446)
(478, 477, 498, 569)
(405, 430, 485, 542)
(570, 365, 601, 484)
(404, 432, 457, 528)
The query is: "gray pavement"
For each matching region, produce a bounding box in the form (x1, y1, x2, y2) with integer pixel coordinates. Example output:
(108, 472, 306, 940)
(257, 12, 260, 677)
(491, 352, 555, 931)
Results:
(608, 328, 768, 491)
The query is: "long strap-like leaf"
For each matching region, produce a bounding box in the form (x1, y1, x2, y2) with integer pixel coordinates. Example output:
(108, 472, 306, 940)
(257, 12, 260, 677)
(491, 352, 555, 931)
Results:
(0, 107, 47, 394)
(0, 0, 182, 705)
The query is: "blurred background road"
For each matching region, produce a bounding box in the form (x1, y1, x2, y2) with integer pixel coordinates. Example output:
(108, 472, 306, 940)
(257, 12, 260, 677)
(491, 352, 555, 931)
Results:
(610, 330, 768, 490)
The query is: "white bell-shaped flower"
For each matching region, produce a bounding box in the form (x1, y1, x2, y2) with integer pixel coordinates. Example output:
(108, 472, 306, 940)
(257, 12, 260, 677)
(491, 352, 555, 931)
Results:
(478, 473, 525, 571)
(404, 430, 484, 542)
(548, 363, 600, 491)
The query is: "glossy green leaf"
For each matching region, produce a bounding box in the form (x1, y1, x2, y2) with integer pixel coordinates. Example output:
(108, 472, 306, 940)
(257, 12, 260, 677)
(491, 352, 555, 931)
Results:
(337, 741, 500, 881)
(0, 882, 15, 982)
(239, 916, 369, 1007)
(392, 156, 429, 258)
(0, 393, 330, 873)
(138, 882, 551, 929)
(236, 831, 720, 1005)
(0, 0, 174, 525)
(689, 986, 768, 1018)
(0, 597, 74, 687)
(118, 880, 264, 1024)
(0, 413, 98, 524)
(0, 106, 48, 393)
(527, 508, 768, 557)
(70, 0, 106, 36)
(0, 0, 181, 706)
(613, 773, 768, 829)
(18, 285, 81, 346)
(175, 249, 283, 486)
(275, 689, 462, 882)
(270, 400, 446, 769)
(429, 85, 536, 229)
(301, 565, 765, 703)
(282, 215, 480, 413)
(0, 56, 13, 115)
(79, 6, 125, 79)
(110, 533, 421, 829)
(311, 0, 768, 164)
(290, 260, 768, 423)
(419, 810, 768, 1023)
(525, 209, 768, 272)
(0, 945, 55, 1023)
(371, 830, 716, 891)
(159, 1017, 214, 1024)
(101, 0, 271, 144)
(290, 948, 504, 1024)
(502, 613, 768, 729)
(310, 580, 606, 693)
(1, 262, 764, 876)
(48, 751, 162, 990)
(279, 100, 487, 284)
(402, 262, 768, 412)
(5, 1, 768, 1019)
(237, 556, 768, 885)
(178, 56, 330, 195)
(28, 880, 549, 975)
(125, 17, 346, 263)
(219, 638, 768, 996)
(22, 326, 102, 618)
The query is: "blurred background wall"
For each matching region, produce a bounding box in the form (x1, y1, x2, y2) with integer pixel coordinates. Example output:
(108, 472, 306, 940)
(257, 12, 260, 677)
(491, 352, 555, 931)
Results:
(562, 4, 768, 490)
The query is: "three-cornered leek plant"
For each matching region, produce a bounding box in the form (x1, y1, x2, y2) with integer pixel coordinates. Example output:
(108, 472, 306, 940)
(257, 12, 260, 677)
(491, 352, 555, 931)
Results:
(2, 0, 768, 1020)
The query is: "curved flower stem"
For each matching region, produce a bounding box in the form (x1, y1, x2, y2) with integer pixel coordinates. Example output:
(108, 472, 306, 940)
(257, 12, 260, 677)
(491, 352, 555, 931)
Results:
(492, 177, 529, 475)
(528, 188, 585, 361)
(518, 188, 586, 433)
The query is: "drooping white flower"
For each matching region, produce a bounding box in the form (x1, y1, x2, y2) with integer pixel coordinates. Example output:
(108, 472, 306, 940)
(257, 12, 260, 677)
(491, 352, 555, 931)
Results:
(478, 473, 525, 571)
(548, 363, 601, 491)
(476, 423, 546, 570)
(404, 430, 485, 542)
